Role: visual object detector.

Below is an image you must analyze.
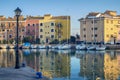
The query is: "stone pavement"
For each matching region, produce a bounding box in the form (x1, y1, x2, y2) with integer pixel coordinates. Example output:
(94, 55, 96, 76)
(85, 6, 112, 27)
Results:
(0, 67, 49, 80)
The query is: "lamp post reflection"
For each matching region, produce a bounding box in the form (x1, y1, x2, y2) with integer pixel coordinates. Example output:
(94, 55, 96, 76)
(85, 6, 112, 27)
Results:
(14, 7, 22, 69)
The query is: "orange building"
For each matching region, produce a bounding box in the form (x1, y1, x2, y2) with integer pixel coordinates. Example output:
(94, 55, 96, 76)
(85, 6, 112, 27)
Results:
(0, 16, 25, 44)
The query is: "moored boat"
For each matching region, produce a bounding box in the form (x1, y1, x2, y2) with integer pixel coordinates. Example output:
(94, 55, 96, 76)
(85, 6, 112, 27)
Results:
(87, 45, 96, 50)
(76, 44, 86, 50)
(96, 45, 106, 50)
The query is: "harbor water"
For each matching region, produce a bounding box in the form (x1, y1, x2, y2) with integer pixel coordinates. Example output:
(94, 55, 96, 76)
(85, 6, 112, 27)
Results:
(0, 49, 120, 80)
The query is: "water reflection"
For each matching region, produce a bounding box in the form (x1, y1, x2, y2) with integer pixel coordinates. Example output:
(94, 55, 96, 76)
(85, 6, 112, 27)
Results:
(0, 49, 120, 80)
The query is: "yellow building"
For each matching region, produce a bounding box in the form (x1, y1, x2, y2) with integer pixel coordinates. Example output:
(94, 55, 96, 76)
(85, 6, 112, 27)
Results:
(79, 10, 120, 44)
(39, 14, 70, 43)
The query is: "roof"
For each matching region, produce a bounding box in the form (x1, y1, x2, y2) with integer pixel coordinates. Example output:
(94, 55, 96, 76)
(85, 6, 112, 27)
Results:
(87, 12, 100, 17)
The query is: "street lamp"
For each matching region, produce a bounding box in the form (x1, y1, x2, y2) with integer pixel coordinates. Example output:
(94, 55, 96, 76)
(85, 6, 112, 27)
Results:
(14, 7, 22, 69)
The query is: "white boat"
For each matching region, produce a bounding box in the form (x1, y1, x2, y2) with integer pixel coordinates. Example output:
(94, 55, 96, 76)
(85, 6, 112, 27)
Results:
(57, 45, 63, 50)
(38, 45, 46, 49)
(76, 44, 86, 50)
(57, 44, 71, 50)
(30, 44, 37, 49)
(61, 44, 71, 50)
(51, 45, 59, 49)
(96, 45, 106, 50)
(87, 45, 96, 50)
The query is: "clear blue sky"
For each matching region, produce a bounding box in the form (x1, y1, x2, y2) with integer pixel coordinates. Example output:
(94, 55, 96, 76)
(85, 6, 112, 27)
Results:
(0, 0, 119, 35)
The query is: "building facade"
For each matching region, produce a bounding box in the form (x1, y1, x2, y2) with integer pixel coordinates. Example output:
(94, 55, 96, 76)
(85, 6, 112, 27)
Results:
(25, 16, 39, 43)
(0, 16, 25, 44)
(79, 10, 120, 44)
(0, 14, 71, 44)
(39, 14, 70, 44)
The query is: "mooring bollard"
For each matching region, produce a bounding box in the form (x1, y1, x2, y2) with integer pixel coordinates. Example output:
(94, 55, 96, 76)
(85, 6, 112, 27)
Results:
(36, 72, 42, 79)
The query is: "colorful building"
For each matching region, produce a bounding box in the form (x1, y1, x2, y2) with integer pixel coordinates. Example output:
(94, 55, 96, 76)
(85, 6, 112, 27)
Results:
(0, 16, 25, 44)
(38, 14, 70, 44)
(25, 16, 39, 43)
(79, 10, 120, 44)
(0, 14, 71, 44)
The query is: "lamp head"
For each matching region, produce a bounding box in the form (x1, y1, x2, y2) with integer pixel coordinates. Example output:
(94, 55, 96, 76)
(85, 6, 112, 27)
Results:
(14, 7, 22, 16)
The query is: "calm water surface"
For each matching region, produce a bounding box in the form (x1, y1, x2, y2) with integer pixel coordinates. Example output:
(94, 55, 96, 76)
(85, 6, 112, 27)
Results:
(0, 49, 120, 80)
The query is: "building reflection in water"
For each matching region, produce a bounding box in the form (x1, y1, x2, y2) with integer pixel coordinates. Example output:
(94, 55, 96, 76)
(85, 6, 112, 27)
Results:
(0, 49, 23, 68)
(1, 49, 120, 80)
(78, 51, 104, 80)
(104, 50, 120, 80)
(23, 49, 70, 79)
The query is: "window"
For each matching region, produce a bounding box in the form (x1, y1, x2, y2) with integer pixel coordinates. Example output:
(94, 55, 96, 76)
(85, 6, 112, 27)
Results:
(106, 20, 109, 23)
(51, 29, 54, 32)
(40, 23, 43, 26)
(106, 35, 109, 37)
(95, 34, 97, 37)
(91, 28, 93, 30)
(83, 28, 86, 31)
(27, 24, 30, 26)
(40, 35, 43, 38)
(12, 23, 14, 26)
(51, 23, 54, 26)
(22, 29, 24, 32)
(91, 20, 97, 24)
(51, 35, 54, 38)
(2, 29, 5, 31)
(111, 35, 113, 37)
(40, 29, 43, 32)
(84, 35, 86, 37)
(94, 28, 97, 30)
(33, 24, 35, 26)
(9, 35, 12, 38)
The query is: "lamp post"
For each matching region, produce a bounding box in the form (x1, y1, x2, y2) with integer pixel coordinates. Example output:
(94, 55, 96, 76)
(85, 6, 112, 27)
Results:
(14, 7, 22, 69)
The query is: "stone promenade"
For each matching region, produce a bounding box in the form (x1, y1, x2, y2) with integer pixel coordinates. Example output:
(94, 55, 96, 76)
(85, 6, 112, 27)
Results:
(0, 67, 49, 80)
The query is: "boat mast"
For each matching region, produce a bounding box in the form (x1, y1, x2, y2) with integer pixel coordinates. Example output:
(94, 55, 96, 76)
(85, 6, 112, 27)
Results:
(67, 16, 68, 44)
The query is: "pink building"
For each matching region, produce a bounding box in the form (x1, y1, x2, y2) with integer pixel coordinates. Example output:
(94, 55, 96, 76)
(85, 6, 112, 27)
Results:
(25, 17, 39, 43)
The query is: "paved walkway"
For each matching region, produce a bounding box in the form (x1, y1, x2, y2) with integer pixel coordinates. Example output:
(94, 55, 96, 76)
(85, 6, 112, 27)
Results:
(0, 67, 49, 80)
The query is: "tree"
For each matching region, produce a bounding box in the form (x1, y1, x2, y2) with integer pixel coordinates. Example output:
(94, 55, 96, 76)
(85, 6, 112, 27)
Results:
(70, 36, 76, 44)
(49, 39, 59, 44)
(36, 38, 40, 44)
(76, 34, 80, 44)
(76, 34, 80, 40)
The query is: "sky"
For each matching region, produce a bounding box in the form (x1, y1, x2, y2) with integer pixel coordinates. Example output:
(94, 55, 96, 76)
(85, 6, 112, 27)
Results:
(0, 0, 120, 35)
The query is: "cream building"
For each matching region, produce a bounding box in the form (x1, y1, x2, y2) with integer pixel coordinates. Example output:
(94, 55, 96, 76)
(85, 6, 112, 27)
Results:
(79, 10, 120, 44)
